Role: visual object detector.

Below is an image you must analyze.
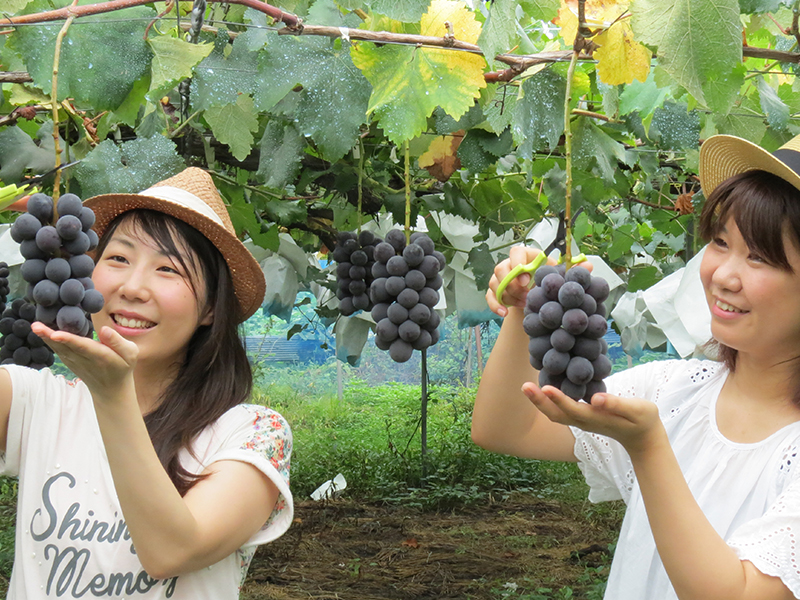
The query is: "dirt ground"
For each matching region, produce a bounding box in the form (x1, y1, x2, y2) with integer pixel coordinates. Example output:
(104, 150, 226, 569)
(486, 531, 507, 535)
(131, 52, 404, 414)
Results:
(242, 496, 624, 600)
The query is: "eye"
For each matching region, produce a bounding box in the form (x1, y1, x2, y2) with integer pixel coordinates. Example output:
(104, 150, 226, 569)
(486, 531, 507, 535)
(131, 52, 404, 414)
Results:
(712, 237, 728, 248)
(157, 264, 180, 275)
(107, 254, 128, 263)
(748, 253, 765, 263)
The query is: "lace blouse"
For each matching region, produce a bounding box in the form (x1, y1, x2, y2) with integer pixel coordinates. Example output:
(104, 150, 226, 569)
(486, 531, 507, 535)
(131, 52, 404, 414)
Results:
(571, 359, 800, 599)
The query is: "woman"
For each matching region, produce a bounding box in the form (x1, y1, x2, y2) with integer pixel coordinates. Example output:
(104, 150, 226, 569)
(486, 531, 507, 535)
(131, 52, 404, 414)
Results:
(473, 134, 800, 599)
(0, 167, 292, 599)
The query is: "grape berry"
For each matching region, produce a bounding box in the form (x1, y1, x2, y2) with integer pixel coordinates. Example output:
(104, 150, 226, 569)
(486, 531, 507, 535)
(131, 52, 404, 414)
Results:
(370, 229, 446, 363)
(0, 298, 54, 368)
(524, 264, 611, 402)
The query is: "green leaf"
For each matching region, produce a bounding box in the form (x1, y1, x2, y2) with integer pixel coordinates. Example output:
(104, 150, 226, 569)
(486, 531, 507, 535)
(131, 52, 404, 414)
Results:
(481, 127, 514, 157)
(148, 35, 213, 99)
(0, 123, 64, 183)
(618, 72, 669, 118)
(370, 0, 429, 22)
(513, 69, 566, 158)
(756, 76, 789, 131)
(632, 0, 742, 106)
(255, 34, 372, 160)
(8, 3, 155, 111)
(351, 1, 486, 145)
(483, 85, 518, 134)
(257, 121, 306, 189)
(478, 0, 518, 68)
(467, 243, 496, 289)
(703, 63, 745, 116)
(0, 0, 32, 13)
(457, 131, 496, 173)
(739, 0, 782, 12)
(433, 103, 484, 134)
(650, 101, 700, 150)
(191, 31, 259, 112)
(573, 118, 633, 184)
(204, 94, 260, 161)
(714, 112, 767, 143)
(74, 135, 185, 197)
(627, 264, 661, 292)
(518, 0, 560, 21)
(262, 198, 308, 226)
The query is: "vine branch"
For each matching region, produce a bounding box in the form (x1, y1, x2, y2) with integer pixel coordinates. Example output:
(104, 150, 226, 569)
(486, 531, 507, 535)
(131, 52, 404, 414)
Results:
(51, 0, 78, 200)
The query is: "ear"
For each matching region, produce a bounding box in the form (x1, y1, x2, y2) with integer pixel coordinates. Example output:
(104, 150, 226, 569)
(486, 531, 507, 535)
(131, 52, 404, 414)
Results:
(199, 304, 214, 327)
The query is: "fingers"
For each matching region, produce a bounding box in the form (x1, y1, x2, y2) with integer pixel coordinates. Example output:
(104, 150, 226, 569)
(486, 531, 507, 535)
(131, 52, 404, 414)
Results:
(97, 326, 138, 366)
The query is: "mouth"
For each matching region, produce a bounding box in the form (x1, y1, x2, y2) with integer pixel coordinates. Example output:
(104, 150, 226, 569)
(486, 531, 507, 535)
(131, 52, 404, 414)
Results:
(111, 314, 156, 329)
(715, 299, 748, 314)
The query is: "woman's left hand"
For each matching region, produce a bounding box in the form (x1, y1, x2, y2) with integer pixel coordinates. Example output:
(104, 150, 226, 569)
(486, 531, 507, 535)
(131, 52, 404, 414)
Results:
(521, 382, 662, 455)
(31, 323, 138, 401)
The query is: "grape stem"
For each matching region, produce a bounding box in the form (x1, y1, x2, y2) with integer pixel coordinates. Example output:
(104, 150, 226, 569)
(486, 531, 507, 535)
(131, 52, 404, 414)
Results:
(404, 140, 411, 245)
(50, 0, 79, 202)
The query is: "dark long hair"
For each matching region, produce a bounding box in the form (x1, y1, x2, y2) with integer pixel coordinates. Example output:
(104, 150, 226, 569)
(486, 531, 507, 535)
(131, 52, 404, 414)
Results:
(699, 170, 800, 378)
(93, 209, 252, 495)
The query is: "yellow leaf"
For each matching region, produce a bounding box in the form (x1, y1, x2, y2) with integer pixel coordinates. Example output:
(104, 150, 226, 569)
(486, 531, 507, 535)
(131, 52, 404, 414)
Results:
(554, 0, 630, 46)
(593, 21, 651, 85)
(418, 133, 464, 182)
(421, 0, 482, 43)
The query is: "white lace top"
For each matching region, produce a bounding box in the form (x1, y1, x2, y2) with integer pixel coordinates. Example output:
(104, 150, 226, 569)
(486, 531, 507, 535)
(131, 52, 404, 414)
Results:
(571, 359, 800, 599)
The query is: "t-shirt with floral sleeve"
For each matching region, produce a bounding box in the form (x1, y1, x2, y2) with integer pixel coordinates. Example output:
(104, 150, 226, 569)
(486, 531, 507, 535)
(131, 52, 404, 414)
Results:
(0, 364, 293, 600)
(571, 359, 800, 600)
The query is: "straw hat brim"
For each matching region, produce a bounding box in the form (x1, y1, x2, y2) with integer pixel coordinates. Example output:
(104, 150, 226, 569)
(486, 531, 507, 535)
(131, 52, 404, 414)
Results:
(84, 193, 265, 321)
(699, 134, 800, 198)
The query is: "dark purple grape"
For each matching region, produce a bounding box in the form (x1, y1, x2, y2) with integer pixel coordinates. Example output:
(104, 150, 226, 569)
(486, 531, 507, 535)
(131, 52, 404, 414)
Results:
(11, 213, 42, 243)
(587, 277, 610, 303)
(26, 193, 54, 224)
(525, 287, 548, 314)
(69, 254, 95, 279)
(348, 280, 367, 295)
(550, 328, 575, 353)
(408, 304, 431, 324)
(3, 334, 22, 351)
(350, 250, 368, 266)
(385, 229, 406, 252)
(533, 265, 558, 287)
(86, 229, 99, 251)
(336, 262, 352, 278)
(541, 273, 565, 300)
(374, 242, 396, 263)
(397, 288, 419, 309)
(35, 226, 61, 254)
(560, 380, 586, 401)
(389, 338, 413, 362)
(562, 308, 589, 336)
(35, 303, 59, 326)
(426, 274, 443, 289)
(387, 303, 409, 325)
(523, 313, 550, 338)
(538, 302, 564, 329)
(418, 287, 439, 308)
(402, 244, 424, 267)
(358, 230, 376, 246)
(413, 235, 435, 255)
(79, 207, 96, 231)
(539, 369, 565, 388)
(30, 346, 52, 364)
(584, 380, 606, 403)
(385, 276, 406, 297)
(342, 238, 359, 254)
(542, 348, 570, 374)
(405, 270, 426, 291)
(376, 318, 399, 342)
(33, 280, 60, 306)
(0, 318, 13, 336)
(371, 303, 390, 323)
(565, 266, 592, 290)
(11, 319, 30, 338)
(352, 294, 370, 311)
(528, 335, 552, 360)
(558, 281, 585, 309)
(398, 320, 421, 342)
(339, 297, 354, 316)
(56, 193, 83, 217)
(45, 258, 71, 284)
(425, 310, 441, 330)
(584, 314, 608, 339)
(20, 240, 47, 260)
(63, 232, 90, 255)
(573, 337, 602, 361)
(386, 256, 409, 277)
(370, 279, 390, 304)
(595, 302, 607, 318)
(412, 329, 432, 350)
(432, 251, 446, 271)
(419, 256, 440, 279)
(372, 262, 389, 279)
(566, 356, 594, 385)
(27, 331, 45, 348)
(20, 259, 47, 284)
(579, 294, 597, 316)
(591, 354, 612, 380)
(56, 215, 82, 241)
(12, 346, 31, 366)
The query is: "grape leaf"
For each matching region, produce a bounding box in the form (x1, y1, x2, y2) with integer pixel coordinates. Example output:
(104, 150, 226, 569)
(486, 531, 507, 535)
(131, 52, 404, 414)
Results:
(513, 69, 566, 157)
(467, 243, 496, 289)
(457, 131, 496, 173)
(433, 103, 484, 135)
(74, 135, 185, 197)
(483, 85, 518, 134)
(519, 0, 560, 21)
(8, 4, 155, 111)
(0, 0, 32, 13)
(371, 0, 429, 22)
(419, 134, 463, 181)
(714, 112, 767, 143)
(254, 34, 372, 161)
(147, 35, 213, 99)
(757, 76, 789, 131)
(739, 0, 782, 12)
(650, 101, 700, 150)
(204, 94, 260, 161)
(573, 117, 633, 184)
(478, 0, 518, 68)
(0, 123, 64, 183)
(257, 121, 306, 189)
(593, 20, 652, 85)
(632, 0, 742, 107)
(703, 63, 745, 116)
(351, 0, 487, 145)
(191, 31, 259, 112)
(618, 72, 668, 118)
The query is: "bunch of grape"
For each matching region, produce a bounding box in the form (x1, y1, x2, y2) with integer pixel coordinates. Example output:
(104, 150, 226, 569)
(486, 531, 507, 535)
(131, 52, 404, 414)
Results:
(370, 229, 446, 363)
(10, 193, 104, 337)
(0, 262, 9, 314)
(0, 298, 54, 368)
(332, 230, 383, 317)
(523, 264, 612, 402)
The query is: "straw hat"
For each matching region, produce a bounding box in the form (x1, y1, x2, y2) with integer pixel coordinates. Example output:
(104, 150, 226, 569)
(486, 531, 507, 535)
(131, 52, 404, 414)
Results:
(84, 167, 265, 322)
(699, 133, 800, 198)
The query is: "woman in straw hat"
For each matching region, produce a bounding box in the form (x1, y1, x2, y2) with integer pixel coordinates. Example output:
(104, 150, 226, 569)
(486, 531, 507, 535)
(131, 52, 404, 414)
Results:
(472, 134, 800, 599)
(0, 167, 292, 599)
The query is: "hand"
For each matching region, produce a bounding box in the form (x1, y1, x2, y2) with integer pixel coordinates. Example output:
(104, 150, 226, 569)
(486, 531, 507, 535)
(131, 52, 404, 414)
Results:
(31, 323, 138, 402)
(521, 382, 662, 456)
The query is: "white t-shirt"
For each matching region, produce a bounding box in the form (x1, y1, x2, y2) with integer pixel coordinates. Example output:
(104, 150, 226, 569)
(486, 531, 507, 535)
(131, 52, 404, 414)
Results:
(572, 359, 800, 599)
(0, 365, 294, 599)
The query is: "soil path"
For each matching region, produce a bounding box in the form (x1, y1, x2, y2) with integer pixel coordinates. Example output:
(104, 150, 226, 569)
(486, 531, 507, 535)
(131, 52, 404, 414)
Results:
(242, 497, 623, 599)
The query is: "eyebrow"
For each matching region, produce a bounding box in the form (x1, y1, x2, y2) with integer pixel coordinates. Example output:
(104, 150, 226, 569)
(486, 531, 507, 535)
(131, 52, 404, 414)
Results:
(111, 234, 175, 259)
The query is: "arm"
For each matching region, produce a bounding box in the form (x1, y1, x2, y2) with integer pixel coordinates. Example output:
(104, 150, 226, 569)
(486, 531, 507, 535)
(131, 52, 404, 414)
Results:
(32, 323, 283, 579)
(525, 386, 795, 600)
(0, 368, 12, 453)
(472, 245, 577, 462)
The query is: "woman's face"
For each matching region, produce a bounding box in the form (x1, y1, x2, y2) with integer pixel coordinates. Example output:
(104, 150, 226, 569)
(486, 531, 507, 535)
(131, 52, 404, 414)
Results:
(90, 222, 213, 368)
(700, 217, 800, 361)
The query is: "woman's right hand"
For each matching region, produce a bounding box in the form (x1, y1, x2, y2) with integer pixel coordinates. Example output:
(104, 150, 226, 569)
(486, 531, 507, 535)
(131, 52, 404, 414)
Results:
(486, 246, 552, 317)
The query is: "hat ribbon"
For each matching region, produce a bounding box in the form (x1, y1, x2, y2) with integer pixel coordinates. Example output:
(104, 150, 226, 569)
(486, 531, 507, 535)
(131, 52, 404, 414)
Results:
(137, 185, 225, 227)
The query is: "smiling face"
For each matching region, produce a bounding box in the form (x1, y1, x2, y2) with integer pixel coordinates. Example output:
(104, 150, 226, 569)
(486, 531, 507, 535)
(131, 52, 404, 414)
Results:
(700, 219, 800, 361)
(91, 219, 213, 369)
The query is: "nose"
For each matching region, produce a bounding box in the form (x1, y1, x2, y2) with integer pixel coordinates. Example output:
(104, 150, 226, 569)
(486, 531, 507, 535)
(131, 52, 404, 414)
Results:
(710, 254, 743, 293)
(118, 265, 152, 302)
